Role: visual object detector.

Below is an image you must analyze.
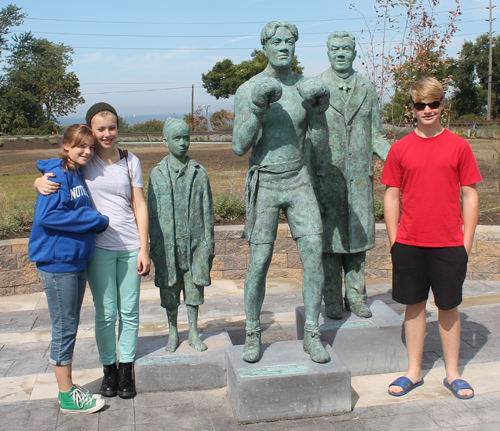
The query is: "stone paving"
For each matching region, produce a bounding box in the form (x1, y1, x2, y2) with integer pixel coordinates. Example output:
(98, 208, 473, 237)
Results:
(1, 278, 500, 430)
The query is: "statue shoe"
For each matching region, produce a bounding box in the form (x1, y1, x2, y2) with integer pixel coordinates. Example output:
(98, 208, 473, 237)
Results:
(241, 330, 261, 363)
(303, 328, 330, 363)
(325, 303, 343, 320)
(346, 301, 372, 318)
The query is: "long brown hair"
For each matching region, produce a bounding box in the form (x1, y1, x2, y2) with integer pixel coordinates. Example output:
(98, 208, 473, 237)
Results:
(59, 124, 96, 173)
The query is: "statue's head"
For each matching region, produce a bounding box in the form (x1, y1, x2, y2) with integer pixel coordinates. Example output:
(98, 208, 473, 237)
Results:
(163, 118, 191, 161)
(326, 31, 356, 76)
(260, 21, 298, 69)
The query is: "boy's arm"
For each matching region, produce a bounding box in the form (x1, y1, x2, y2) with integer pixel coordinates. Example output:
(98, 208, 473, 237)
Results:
(384, 186, 400, 247)
(462, 184, 479, 255)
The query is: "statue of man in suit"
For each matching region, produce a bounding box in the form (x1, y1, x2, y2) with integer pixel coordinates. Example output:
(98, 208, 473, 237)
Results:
(314, 31, 391, 319)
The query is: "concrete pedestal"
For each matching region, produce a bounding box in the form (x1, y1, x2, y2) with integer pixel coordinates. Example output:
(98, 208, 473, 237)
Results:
(135, 332, 231, 392)
(296, 300, 407, 376)
(226, 341, 351, 423)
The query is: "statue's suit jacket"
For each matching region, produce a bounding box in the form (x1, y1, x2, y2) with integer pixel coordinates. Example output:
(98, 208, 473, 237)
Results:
(148, 156, 214, 289)
(315, 68, 391, 254)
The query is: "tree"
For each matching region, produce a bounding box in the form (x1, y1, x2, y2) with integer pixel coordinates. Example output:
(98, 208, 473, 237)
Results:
(0, 32, 84, 133)
(0, 3, 24, 56)
(118, 116, 131, 131)
(128, 119, 164, 133)
(381, 90, 408, 123)
(351, 0, 460, 123)
(184, 107, 207, 132)
(450, 34, 500, 119)
(202, 49, 304, 99)
(210, 109, 234, 130)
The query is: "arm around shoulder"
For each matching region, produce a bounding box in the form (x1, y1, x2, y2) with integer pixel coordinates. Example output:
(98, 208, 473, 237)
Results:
(34, 173, 60, 196)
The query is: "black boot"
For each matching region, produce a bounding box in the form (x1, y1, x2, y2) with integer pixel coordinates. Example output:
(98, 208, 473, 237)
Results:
(100, 363, 118, 397)
(118, 362, 136, 399)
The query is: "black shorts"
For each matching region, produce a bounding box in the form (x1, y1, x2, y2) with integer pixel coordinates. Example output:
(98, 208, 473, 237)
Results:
(391, 242, 468, 310)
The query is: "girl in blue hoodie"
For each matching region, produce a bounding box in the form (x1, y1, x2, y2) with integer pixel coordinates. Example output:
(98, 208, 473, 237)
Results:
(29, 124, 109, 414)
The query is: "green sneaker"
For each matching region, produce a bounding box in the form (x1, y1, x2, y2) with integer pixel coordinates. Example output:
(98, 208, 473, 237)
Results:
(59, 384, 105, 414)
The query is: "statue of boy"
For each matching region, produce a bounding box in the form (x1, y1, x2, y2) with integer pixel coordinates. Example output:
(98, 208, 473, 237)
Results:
(233, 21, 331, 363)
(148, 118, 215, 352)
(314, 31, 391, 319)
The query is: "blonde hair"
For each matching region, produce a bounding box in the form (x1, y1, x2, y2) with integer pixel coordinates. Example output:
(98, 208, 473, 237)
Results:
(92, 110, 118, 124)
(59, 124, 96, 173)
(410, 77, 444, 103)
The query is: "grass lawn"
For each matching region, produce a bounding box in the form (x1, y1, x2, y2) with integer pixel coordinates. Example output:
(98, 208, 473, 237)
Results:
(1, 137, 500, 237)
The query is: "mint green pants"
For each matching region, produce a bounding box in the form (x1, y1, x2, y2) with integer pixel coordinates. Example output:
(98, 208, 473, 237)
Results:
(88, 247, 140, 365)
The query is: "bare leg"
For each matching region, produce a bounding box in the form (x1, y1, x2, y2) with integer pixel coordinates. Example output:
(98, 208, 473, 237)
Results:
(187, 305, 207, 352)
(165, 307, 179, 352)
(297, 235, 330, 363)
(389, 301, 426, 394)
(53, 364, 73, 392)
(241, 243, 274, 362)
(439, 307, 472, 397)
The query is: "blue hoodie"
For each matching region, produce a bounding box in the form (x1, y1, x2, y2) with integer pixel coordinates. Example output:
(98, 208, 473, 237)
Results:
(29, 159, 109, 273)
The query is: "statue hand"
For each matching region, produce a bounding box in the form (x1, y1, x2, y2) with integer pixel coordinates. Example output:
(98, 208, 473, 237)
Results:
(297, 78, 330, 113)
(251, 77, 282, 115)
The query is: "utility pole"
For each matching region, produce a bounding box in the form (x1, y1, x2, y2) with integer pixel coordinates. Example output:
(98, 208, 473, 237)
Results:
(487, 0, 496, 121)
(191, 85, 194, 131)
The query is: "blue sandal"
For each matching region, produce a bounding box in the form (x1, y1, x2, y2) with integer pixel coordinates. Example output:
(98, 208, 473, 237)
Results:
(443, 378, 474, 399)
(388, 376, 424, 397)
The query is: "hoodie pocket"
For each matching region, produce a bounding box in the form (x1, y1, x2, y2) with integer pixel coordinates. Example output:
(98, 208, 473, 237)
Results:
(54, 235, 90, 263)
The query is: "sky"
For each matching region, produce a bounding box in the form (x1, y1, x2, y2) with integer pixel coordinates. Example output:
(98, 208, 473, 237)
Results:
(3, 0, 500, 123)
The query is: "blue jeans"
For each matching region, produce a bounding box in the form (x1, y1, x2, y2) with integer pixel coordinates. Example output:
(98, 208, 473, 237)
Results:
(37, 268, 87, 366)
(87, 247, 141, 364)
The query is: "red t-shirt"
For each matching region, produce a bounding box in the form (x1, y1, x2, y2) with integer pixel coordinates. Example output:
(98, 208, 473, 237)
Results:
(381, 129, 482, 247)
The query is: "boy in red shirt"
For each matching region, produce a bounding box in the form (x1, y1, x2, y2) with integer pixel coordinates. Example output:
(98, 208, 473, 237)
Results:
(381, 77, 482, 399)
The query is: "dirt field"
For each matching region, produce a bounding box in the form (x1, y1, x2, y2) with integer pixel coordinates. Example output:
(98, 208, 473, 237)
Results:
(1, 137, 500, 240)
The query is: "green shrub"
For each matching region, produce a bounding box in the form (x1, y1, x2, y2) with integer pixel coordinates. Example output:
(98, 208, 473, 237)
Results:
(477, 125, 500, 139)
(214, 193, 245, 221)
(49, 139, 58, 145)
(374, 196, 384, 221)
(457, 114, 484, 122)
(24, 137, 33, 142)
(38, 121, 58, 136)
(0, 189, 35, 236)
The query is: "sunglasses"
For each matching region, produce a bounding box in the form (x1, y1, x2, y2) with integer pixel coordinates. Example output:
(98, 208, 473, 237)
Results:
(412, 101, 442, 111)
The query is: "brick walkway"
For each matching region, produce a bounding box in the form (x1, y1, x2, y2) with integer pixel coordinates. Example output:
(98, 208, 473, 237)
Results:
(1, 278, 500, 430)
